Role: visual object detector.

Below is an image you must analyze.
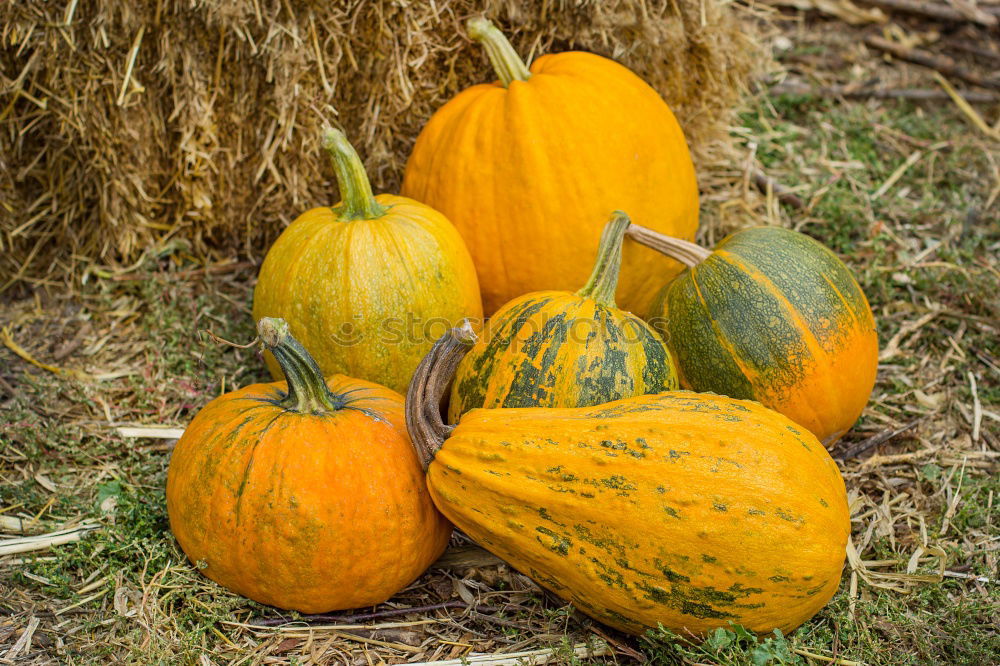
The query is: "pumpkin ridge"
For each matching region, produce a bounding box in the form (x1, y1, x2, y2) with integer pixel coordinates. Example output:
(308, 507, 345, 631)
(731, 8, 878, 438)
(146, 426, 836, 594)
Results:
(635, 316, 675, 391)
(233, 409, 292, 525)
(726, 228, 872, 334)
(501, 81, 557, 292)
(194, 404, 281, 566)
(695, 254, 819, 396)
(713, 250, 839, 427)
(489, 95, 516, 296)
(504, 310, 571, 407)
(257, 214, 331, 374)
(714, 249, 831, 352)
(689, 263, 760, 389)
(715, 245, 859, 350)
(373, 213, 422, 296)
(477, 296, 556, 409)
(819, 270, 866, 332)
(597, 305, 632, 395)
(656, 282, 750, 398)
(182, 409, 261, 538)
(298, 221, 352, 376)
(415, 88, 487, 223)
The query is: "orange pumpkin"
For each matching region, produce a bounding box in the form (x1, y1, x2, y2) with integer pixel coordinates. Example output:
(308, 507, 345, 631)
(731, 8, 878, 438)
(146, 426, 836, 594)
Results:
(253, 128, 482, 394)
(166, 318, 451, 613)
(401, 18, 699, 315)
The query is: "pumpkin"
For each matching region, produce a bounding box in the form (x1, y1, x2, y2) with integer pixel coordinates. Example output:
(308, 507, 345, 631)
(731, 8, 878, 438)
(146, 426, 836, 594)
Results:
(448, 212, 678, 422)
(166, 318, 451, 613)
(252, 128, 482, 394)
(631, 224, 878, 446)
(401, 18, 699, 315)
(407, 326, 850, 637)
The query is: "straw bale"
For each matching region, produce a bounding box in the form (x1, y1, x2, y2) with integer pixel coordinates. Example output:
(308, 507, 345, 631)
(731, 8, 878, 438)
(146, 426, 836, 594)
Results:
(0, 0, 766, 292)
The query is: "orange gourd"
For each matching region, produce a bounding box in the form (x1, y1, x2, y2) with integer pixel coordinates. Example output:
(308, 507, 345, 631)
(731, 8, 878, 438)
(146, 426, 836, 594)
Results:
(401, 18, 699, 315)
(166, 318, 451, 613)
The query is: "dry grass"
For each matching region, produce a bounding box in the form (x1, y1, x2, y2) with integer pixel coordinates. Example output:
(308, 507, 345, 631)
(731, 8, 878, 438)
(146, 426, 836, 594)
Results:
(2, 5, 999, 666)
(0, 0, 764, 297)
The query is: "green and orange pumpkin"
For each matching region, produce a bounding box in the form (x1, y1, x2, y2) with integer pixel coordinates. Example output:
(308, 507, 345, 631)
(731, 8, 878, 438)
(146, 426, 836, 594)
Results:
(448, 212, 677, 422)
(632, 224, 879, 445)
(253, 128, 482, 394)
(401, 18, 699, 315)
(166, 318, 451, 613)
(406, 326, 850, 637)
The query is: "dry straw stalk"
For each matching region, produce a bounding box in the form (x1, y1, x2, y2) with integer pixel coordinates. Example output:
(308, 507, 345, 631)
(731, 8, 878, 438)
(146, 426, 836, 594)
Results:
(1, 1, 764, 293)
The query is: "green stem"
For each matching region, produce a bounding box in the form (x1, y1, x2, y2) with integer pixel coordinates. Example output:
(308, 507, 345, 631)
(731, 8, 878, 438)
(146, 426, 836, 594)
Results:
(466, 17, 531, 87)
(257, 318, 342, 414)
(577, 212, 631, 306)
(322, 127, 387, 220)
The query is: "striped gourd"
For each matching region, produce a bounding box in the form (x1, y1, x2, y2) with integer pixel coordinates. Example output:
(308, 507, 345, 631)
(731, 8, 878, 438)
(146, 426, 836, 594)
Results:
(448, 213, 678, 422)
(406, 327, 850, 637)
(632, 224, 878, 446)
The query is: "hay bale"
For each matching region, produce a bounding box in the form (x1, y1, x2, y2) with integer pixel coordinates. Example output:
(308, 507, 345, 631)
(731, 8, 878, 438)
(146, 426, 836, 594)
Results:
(0, 0, 765, 293)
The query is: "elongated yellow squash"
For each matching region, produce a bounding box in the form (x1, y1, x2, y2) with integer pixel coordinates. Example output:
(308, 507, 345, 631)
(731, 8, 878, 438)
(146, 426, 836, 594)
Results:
(406, 326, 850, 637)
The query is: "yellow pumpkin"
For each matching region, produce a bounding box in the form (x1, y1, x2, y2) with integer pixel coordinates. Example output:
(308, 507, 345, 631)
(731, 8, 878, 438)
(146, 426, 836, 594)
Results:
(253, 128, 482, 393)
(406, 326, 850, 637)
(401, 18, 699, 315)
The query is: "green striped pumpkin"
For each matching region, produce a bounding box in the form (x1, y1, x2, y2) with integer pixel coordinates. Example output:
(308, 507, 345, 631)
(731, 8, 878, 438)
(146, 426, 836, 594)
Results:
(635, 224, 878, 445)
(448, 213, 678, 423)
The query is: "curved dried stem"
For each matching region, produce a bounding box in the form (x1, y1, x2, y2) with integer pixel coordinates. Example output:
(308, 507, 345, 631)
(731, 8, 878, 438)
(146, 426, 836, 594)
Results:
(405, 322, 478, 469)
(625, 223, 712, 268)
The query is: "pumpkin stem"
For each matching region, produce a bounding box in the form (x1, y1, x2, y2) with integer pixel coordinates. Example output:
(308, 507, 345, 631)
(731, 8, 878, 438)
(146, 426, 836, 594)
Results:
(322, 127, 388, 221)
(467, 18, 531, 87)
(576, 212, 631, 306)
(257, 317, 343, 414)
(626, 223, 712, 268)
(405, 321, 478, 469)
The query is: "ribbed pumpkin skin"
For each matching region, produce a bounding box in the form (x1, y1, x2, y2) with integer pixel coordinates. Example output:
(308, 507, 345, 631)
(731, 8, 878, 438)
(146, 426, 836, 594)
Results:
(166, 375, 451, 613)
(648, 227, 878, 445)
(401, 51, 699, 315)
(252, 194, 483, 394)
(448, 291, 677, 422)
(428, 392, 849, 636)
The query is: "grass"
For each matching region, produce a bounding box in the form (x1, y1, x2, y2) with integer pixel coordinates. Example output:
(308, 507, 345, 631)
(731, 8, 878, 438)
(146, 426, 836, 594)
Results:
(2, 20, 999, 666)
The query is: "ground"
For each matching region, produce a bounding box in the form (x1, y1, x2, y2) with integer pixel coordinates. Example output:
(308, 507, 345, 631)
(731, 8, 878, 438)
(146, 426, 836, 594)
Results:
(1, 10, 998, 666)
